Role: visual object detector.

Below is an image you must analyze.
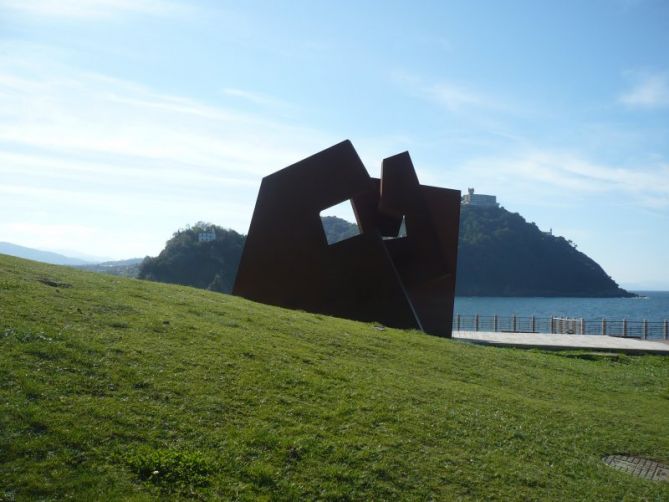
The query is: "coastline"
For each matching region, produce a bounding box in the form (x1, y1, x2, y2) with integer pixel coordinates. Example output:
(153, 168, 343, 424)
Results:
(454, 292, 669, 328)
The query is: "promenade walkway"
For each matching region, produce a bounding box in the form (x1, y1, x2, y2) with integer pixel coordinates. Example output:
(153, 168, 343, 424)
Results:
(453, 331, 669, 354)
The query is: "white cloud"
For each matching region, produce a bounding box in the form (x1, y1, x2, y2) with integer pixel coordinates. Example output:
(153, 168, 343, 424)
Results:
(4, 222, 97, 242)
(393, 72, 503, 112)
(221, 88, 294, 110)
(619, 72, 669, 109)
(0, 51, 335, 257)
(0, 0, 189, 19)
(0, 59, 329, 177)
(451, 150, 669, 209)
(426, 82, 491, 111)
(0, 221, 155, 258)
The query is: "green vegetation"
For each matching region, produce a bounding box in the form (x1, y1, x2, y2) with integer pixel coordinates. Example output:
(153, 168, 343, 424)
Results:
(137, 207, 632, 298)
(138, 222, 244, 293)
(457, 205, 633, 297)
(1, 254, 667, 500)
(320, 216, 360, 245)
(136, 218, 357, 292)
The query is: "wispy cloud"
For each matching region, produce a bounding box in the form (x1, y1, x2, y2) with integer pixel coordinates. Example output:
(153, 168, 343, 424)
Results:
(452, 150, 669, 209)
(0, 219, 156, 259)
(0, 58, 328, 177)
(425, 82, 493, 111)
(394, 72, 503, 112)
(0, 49, 334, 256)
(619, 71, 669, 109)
(221, 88, 294, 110)
(0, 0, 190, 19)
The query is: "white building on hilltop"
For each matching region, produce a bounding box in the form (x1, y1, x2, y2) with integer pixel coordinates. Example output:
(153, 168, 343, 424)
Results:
(198, 228, 217, 242)
(462, 188, 498, 207)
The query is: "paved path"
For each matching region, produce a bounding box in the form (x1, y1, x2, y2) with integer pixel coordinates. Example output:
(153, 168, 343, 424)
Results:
(453, 331, 669, 354)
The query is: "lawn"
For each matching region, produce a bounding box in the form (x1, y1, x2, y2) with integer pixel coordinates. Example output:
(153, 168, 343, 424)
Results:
(1, 254, 667, 500)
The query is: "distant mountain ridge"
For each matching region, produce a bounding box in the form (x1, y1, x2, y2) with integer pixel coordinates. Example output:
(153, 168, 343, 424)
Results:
(0, 242, 142, 277)
(76, 258, 144, 278)
(0, 242, 93, 266)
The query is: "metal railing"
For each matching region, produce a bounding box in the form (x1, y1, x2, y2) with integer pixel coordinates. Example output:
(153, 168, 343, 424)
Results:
(453, 314, 669, 340)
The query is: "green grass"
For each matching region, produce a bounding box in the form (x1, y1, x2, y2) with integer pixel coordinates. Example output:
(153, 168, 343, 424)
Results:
(1, 254, 668, 500)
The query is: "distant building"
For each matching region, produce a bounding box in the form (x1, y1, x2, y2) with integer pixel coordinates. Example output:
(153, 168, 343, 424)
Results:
(462, 188, 498, 207)
(198, 228, 216, 242)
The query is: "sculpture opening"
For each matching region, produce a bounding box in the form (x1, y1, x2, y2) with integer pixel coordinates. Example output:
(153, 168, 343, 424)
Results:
(320, 200, 362, 245)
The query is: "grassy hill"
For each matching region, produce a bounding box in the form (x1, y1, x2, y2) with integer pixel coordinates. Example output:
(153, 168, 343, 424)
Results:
(1, 254, 667, 500)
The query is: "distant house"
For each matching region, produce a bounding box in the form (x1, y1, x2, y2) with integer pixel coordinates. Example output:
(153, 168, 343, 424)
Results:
(462, 188, 498, 207)
(198, 229, 216, 242)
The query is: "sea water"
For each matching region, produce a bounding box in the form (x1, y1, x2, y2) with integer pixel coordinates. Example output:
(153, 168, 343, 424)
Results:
(454, 291, 669, 322)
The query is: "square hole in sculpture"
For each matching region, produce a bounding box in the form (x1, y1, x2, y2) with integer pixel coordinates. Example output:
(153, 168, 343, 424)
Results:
(320, 200, 361, 245)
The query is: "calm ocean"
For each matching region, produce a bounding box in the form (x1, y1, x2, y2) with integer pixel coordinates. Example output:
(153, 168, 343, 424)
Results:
(454, 291, 669, 322)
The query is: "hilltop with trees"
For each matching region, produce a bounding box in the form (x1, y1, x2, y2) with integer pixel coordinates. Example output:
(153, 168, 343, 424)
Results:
(456, 205, 632, 297)
(138, 222, 244, 293)
(136, 208, 632, 297)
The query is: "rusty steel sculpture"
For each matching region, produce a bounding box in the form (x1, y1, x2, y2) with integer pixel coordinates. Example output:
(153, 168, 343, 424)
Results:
(233, 140, 461, 337)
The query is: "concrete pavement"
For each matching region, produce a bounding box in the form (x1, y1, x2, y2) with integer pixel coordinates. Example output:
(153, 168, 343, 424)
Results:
(453, 330, 669, 354)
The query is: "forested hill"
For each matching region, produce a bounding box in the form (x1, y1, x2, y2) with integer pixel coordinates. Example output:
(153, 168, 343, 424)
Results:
(456, 205, 633, 297)
(320, 216, 360, 244)
(136, 209, 633, 298)
(138, 223, 244, 293)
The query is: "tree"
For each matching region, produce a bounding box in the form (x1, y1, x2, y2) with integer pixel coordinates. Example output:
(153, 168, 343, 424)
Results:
(138, 223, 245, 293)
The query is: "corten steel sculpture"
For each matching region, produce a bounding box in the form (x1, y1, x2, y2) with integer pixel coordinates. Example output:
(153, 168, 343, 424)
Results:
(233, 140, 461, 337)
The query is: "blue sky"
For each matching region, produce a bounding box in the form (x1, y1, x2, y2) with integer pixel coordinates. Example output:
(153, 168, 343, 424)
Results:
(1, 0, 668, 289)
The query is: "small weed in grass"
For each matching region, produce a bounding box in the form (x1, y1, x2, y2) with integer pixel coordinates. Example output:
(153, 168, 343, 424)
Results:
(123, 447, 215, 492)
(0, 279, 19, 290)
(1, 328, 52, 343)
(244, 461, 277, 488)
